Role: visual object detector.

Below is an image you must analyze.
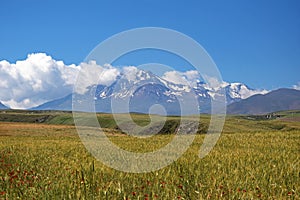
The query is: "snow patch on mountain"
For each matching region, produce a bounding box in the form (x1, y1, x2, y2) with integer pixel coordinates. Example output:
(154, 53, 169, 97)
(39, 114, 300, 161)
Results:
(293, 82, 300, 90)
(225, 82, 268, 99)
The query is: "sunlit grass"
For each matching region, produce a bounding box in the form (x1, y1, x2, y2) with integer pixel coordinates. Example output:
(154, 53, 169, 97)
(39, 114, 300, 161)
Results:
(0, 121, 299, 199)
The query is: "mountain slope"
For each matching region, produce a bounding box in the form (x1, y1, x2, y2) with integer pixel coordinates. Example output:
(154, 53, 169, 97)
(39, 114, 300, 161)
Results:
(31, 94, 72, 111)
(227, 88, 300, 115)
(0, 102, 9, 110)
(0, 102, 9, 109)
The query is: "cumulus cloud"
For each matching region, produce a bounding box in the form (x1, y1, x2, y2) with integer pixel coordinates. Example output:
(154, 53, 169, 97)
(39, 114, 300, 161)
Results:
(162, 70, 200, 86)
(0, 53, 79, 109)
(74, 62, 120, 94)
(201, 75, 226, 90)
(242, 89, 269, 99)
(0, 53, 120, 109)
(293, 82, 300, 90)
(122, 66, 139, 82)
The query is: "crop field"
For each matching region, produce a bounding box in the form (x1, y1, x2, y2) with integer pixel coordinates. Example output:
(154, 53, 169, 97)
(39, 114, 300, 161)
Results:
(0, 110, 299, 199)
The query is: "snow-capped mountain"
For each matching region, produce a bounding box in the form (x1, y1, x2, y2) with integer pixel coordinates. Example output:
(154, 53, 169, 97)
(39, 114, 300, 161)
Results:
(0, 102, 9, 110)
(32, 68, 266, 114)
(224, 82, 268, 105)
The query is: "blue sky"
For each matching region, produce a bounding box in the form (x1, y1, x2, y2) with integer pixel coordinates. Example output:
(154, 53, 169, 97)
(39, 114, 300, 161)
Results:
(1, 0, 300, 90)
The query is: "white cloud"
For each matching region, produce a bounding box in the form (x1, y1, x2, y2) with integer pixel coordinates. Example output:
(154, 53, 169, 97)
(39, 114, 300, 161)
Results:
(123, 66, 139, 82)
(0, 53, 79, 109)
(162, 71, 186, 85)
(74, 61, 120, 94)
(202, 75, 226, 90)
(162, 70, 199, 86)
(293, 82, 300, 90)
(242, 89, 269, 99)
(0, 53, 120, 109)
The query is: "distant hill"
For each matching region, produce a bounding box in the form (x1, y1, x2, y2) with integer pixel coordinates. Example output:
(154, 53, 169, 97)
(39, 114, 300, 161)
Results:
(31, 94, 72, 111)
(0, 102, 9, 109)
(227, 88, 300, 115)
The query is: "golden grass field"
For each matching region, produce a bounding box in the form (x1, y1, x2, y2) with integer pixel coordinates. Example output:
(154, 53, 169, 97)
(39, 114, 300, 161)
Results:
(0, 111, 299, 199)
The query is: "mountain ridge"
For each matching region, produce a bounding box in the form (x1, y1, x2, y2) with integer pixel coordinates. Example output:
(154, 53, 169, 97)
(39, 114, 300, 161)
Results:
(31, 68, 272, 114)
(31, 88, 300, 115)
(0, 102, 9, 110)
(227, 88, 300, 115)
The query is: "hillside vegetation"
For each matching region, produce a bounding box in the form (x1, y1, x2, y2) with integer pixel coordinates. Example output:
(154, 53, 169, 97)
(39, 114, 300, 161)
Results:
(1, 109, 300, 133)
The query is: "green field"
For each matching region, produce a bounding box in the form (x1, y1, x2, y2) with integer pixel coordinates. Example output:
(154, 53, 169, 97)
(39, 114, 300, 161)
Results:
(0, 110, 299, 199)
